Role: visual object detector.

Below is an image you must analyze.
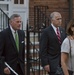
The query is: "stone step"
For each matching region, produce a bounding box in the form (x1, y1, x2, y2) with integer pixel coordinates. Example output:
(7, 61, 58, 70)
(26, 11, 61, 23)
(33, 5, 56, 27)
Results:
(25, 57, 39, 62)
(25, 41, 39, 45)
(30, 66, 43, 71)
(25, 48, 39, 54)
(25, 32, 39, 37)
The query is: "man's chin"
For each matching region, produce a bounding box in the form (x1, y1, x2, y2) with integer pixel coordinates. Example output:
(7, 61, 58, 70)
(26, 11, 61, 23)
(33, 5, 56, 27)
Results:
(17, 28, 21, 30)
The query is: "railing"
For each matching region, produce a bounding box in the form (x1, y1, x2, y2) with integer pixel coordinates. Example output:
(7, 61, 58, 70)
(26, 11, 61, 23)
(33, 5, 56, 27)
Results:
(34, 6, 50, 31)
(26, 31, 48, 75)
(0, 8, 9, 31)
(0, 8, 24, 31)
(0, 8, 9, 75)
(26, 6, 50, 75)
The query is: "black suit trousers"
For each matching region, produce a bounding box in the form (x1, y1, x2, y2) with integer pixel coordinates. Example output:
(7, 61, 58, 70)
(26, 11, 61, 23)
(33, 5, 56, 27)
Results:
(48, 72, 56, 75)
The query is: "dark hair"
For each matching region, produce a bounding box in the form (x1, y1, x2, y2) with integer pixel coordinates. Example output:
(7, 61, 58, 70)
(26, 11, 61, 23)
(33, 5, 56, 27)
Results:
(66, 19, 74, 35)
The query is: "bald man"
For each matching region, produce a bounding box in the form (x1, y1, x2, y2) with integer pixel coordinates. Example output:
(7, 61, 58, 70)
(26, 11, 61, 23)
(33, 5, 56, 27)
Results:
(39, 12, 66, 75)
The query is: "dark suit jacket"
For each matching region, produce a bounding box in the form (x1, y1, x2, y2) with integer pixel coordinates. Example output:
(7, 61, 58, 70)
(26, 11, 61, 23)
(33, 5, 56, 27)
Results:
(0, 27, 25, 75)
(39, 25, 66, 72)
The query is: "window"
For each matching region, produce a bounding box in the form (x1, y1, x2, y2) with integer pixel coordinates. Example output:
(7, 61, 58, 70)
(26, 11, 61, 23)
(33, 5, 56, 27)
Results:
(14, 0, 24, 4)
(14, 0, 18, 4)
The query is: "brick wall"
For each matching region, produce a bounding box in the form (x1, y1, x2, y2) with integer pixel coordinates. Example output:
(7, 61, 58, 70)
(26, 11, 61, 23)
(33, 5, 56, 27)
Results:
(29, 0, 74, 28)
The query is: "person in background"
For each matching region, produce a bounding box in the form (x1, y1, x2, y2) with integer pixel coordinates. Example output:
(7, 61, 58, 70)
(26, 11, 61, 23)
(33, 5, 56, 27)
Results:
(39, 11, 66, 75)
(0, 14, 25, 75)
(61, 19, 74, 75)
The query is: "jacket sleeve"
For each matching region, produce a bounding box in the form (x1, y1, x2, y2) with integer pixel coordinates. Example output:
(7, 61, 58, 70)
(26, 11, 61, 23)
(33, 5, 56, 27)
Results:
(39, 30, 49, 67)
(0, 32, 7, 73)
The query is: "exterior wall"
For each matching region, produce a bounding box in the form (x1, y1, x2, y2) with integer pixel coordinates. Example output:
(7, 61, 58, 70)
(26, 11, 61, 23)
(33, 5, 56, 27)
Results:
(0, 0, 29, 30)
(29, 0, 74, 28)
(0, 0, 12, 16)
(11, 0, 29, 30)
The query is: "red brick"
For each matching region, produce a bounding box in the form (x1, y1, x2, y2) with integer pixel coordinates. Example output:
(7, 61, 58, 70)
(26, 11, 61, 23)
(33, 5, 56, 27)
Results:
(29, 0, 74, 28)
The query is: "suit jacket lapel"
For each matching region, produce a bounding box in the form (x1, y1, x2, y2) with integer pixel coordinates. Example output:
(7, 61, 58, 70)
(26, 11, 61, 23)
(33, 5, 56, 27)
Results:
(50, 25, 61, 44)
(59, 28, 64, 42)
(8, 28, 18, 53)
(50, 25, 59, 41)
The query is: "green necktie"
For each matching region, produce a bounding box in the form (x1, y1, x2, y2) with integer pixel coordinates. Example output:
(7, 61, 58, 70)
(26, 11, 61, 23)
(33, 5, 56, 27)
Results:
(15, 32, 19, 51)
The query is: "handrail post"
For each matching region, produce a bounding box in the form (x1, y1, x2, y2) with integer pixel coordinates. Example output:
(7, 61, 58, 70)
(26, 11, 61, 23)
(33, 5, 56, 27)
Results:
(26, 20, 30, 75)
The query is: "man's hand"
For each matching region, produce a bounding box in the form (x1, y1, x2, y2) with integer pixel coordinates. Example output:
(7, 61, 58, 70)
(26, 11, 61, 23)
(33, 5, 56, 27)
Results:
(4, 67, 11, 74)
(44, 65, 50, 72)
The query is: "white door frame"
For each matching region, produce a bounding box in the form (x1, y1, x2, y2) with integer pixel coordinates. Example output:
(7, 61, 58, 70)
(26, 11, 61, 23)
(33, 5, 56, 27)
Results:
(10, 0, 29, 30)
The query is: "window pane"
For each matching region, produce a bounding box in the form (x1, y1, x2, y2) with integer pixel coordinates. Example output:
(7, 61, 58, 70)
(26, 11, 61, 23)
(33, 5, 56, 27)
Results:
(20, 0, 24, 4)
(14, 0, 18, 4)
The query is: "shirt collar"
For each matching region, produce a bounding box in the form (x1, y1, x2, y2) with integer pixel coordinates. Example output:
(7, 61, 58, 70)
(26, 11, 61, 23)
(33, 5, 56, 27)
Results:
(51, 23, 60, 34)
(10, 25, 15, 33)
(51, 23, 59, 30)
(51, 23, 57, 31)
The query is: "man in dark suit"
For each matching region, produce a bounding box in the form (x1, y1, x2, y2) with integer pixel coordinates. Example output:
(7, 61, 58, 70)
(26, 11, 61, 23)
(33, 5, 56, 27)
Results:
(39, 12, 66, 75)
(0, 14, 25, 75)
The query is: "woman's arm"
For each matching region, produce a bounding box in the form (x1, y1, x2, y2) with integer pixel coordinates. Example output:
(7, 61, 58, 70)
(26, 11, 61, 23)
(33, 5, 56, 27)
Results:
(61, 52, 69, 75)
